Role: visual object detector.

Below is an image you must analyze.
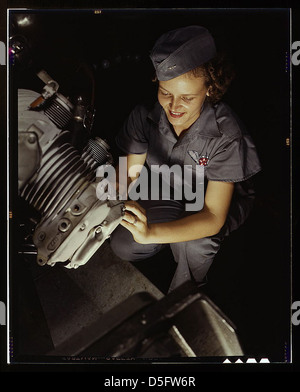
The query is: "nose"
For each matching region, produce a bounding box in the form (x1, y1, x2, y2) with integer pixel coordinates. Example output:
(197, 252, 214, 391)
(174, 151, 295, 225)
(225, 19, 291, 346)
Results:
(169, 96, 181, 111)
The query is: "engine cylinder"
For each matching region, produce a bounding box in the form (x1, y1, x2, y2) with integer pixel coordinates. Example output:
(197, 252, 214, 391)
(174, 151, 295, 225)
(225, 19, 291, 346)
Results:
(20, 131, 108, 221)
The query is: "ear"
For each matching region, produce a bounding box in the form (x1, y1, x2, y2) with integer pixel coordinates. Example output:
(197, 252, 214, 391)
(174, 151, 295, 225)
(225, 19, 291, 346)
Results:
(206, 87, 211, 97)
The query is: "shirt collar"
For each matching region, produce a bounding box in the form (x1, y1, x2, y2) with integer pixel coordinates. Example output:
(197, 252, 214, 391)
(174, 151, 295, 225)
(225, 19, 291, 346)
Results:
(148, 99, 222, 141)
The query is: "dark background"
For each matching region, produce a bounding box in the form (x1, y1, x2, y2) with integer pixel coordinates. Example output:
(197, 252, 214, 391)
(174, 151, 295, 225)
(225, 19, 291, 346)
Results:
(1, 4, 299, 373)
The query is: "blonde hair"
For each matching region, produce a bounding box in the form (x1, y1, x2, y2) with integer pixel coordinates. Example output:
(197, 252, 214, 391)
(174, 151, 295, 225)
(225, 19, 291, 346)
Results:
(153, 52, 235, 104)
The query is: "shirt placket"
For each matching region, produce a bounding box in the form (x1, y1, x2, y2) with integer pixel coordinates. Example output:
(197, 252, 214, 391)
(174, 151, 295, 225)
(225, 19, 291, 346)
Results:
(169, 142, 188, 166)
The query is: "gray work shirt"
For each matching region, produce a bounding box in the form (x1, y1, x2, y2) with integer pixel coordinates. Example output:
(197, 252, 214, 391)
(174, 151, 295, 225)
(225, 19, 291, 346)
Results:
(116, 99, 262, 233)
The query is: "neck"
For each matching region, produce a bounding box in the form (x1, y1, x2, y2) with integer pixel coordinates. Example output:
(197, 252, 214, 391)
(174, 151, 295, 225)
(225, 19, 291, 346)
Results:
(173, 125, 189, 139)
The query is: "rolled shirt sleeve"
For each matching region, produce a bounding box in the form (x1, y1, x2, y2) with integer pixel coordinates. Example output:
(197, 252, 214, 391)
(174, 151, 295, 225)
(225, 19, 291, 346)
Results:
(206, 134, 262, 183)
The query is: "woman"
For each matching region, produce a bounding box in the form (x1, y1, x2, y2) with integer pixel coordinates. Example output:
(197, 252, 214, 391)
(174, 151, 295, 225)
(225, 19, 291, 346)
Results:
(110, 25, 261, 292)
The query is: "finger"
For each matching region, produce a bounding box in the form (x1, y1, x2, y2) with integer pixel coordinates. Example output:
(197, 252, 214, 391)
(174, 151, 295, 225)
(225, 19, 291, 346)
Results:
(122, 211, 137, 224)
(124, 202, 147, 221)
(125, 200, 146, 213)
(120, 219, 136, 234)
(120, 220, 145, 244)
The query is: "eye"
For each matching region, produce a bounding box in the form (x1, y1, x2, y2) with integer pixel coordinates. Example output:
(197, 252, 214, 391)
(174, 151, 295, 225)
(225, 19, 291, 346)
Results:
(181, 96, 194, 102)
(159, 90, 171, 97)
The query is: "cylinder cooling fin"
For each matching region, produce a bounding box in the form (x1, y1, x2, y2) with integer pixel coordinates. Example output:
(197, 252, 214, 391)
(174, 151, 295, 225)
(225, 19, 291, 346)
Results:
(21, 130, 96, 220)
(43, 95, 73, 129)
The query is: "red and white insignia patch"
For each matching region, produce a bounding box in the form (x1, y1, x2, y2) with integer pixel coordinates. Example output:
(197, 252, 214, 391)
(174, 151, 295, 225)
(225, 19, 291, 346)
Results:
(188, 150, 209, 166)
(198, 156, 209, 166)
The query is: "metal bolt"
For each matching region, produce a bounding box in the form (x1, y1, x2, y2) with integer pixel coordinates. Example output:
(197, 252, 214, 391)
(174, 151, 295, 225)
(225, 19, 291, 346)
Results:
(80, 223, 86, 231)
(37, 231, 46, 241)
(95, 226, 102, 234)
(27, 134, 36, 144)
(58, 219, 70, 233)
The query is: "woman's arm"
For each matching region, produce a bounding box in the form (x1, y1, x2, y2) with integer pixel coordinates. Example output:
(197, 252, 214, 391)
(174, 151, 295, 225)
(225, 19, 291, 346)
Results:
(127, 153, 147, 182)
(116, 153, 147, 198)
(121, 180, 234, 244)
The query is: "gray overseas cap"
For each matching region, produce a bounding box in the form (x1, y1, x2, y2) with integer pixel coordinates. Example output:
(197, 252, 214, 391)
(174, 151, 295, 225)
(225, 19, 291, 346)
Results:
(150, 25, 216, 81)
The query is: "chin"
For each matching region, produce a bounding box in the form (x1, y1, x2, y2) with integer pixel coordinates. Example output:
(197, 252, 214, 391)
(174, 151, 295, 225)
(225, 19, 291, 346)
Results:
(168, 115, 185, 125)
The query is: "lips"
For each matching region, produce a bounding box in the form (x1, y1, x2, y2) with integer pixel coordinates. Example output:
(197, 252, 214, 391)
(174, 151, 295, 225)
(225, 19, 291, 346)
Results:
(169, 110, 185, 119)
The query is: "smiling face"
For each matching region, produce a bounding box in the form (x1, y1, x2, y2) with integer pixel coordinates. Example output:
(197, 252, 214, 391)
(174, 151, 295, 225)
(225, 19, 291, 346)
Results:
(158, 73, 209, 135)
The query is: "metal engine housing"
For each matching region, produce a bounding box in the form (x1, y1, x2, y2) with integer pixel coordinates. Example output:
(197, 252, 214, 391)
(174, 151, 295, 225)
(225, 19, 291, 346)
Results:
(18, 88, 124, 269)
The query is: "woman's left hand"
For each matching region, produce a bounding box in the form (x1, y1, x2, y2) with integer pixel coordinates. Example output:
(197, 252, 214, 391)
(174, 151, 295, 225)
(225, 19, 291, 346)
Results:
(120, 200, 153, 244)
